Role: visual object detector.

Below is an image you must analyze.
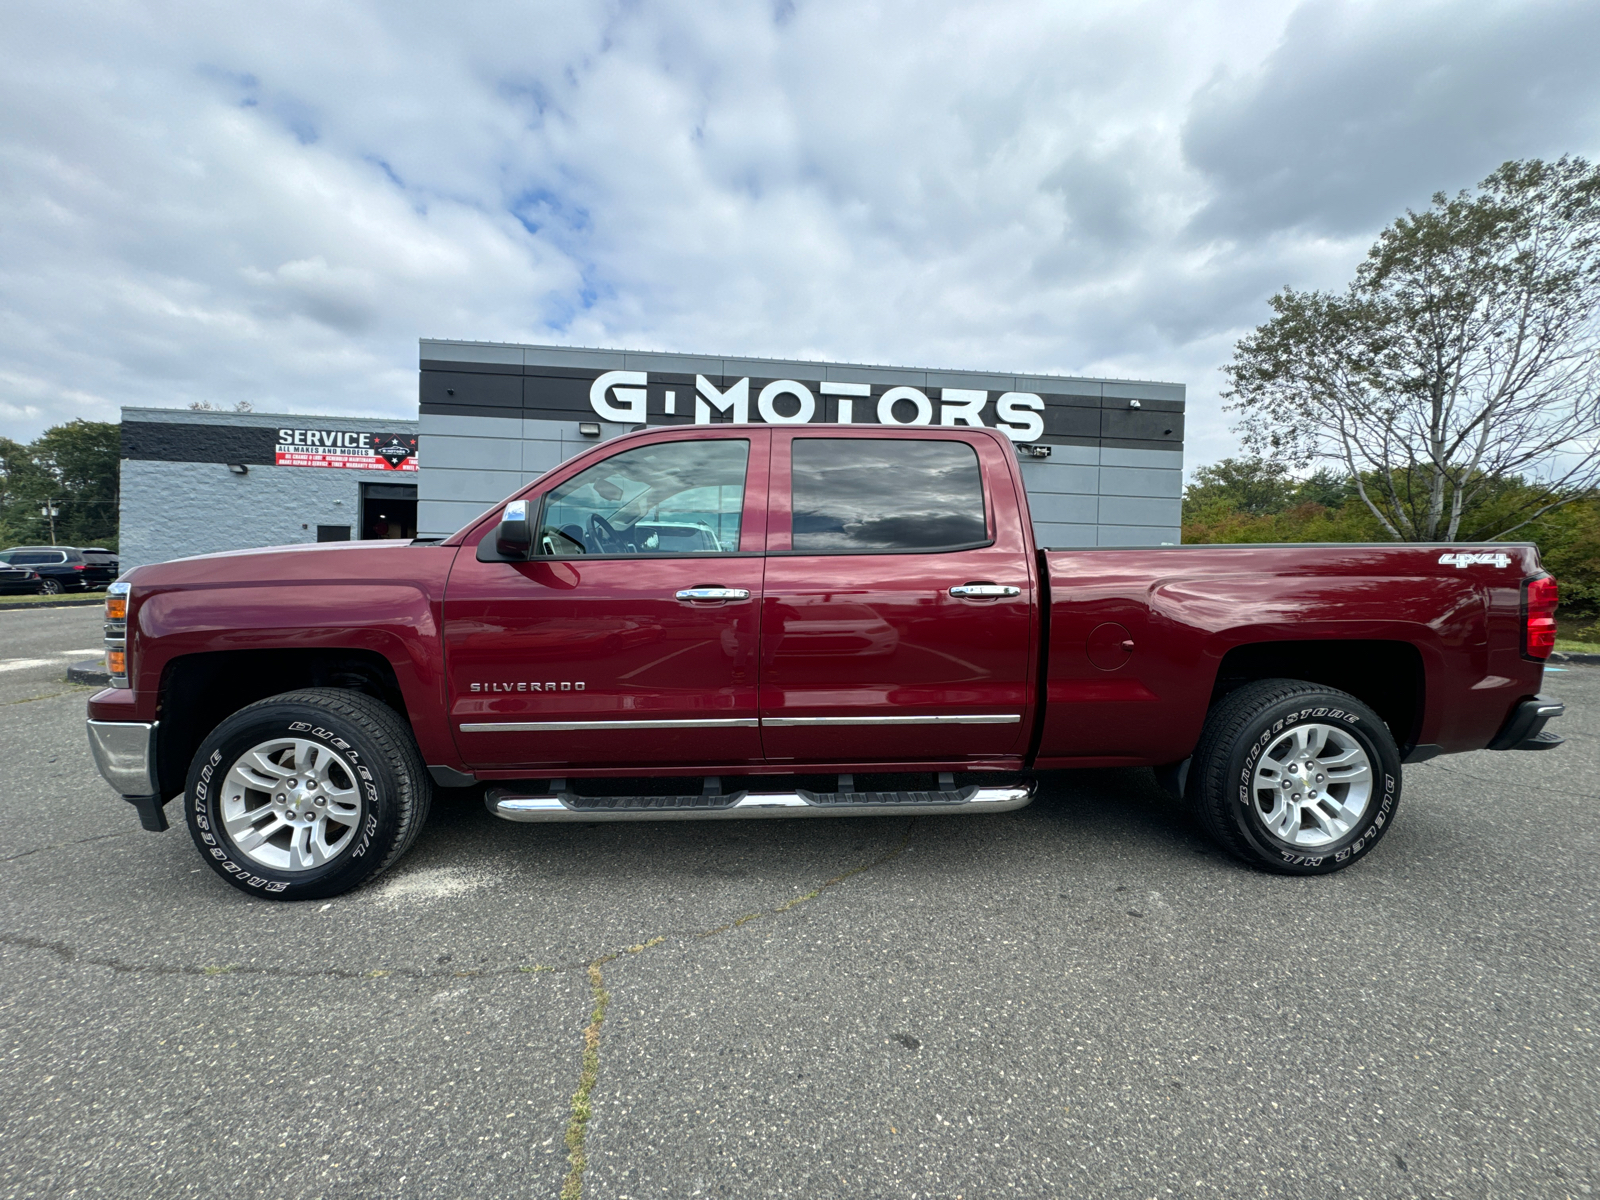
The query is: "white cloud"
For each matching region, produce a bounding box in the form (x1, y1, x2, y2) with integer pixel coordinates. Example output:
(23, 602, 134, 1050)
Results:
(0, 0, 1596, 472)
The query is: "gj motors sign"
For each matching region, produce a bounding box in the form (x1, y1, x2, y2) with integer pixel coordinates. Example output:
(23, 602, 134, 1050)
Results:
(587, 371, 1047, 442)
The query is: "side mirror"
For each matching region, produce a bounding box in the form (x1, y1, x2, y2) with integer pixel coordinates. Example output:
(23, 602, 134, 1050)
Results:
(494, 500, 533, 560)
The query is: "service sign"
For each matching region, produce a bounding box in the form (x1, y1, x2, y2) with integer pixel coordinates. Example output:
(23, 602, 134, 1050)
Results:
(275, 429, 418, 471)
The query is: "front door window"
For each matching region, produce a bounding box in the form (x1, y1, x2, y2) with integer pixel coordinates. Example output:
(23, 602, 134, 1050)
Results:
(539, 440, 749, 556)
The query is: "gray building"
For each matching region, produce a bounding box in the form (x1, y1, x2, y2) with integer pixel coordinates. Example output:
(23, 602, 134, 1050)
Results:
(119, 407, 419, 572)
(418, 339, 1185, 547)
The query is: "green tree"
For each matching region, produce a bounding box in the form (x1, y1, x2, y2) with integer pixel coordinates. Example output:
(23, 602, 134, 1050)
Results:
(0, 421, 120, 549)
(1182, 457, 1295, 517)
(1224, 156, 1600, 542)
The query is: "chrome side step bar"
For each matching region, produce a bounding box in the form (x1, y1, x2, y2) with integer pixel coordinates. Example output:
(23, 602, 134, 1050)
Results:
(486, 778, 1036, 822)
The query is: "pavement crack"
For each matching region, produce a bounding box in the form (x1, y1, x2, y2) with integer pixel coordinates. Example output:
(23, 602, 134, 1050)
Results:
(1428, 760, 1595, 799)
(0, 829, 140, 864)
(560, 956, 612, 1200)
(1, 687, 91, 706)
(0, 931, 596, 982)
(554, 819, 916, 1200)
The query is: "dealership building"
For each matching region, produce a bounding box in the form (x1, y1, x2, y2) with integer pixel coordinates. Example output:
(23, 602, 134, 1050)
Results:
(118, 340, 1184, 567)
(118, 408, 420, 571)
(417, 339, 1184, 547)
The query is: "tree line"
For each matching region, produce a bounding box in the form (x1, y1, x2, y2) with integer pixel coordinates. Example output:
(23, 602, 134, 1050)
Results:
(1182, 458, 1600, 612)
(0, 421, 121, 550)
(1190, 156, 1600, 618)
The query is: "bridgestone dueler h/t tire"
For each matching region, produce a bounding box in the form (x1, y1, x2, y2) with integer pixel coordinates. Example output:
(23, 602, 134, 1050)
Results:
(184, 688, 431, 901)
(1189, 678, 1401, 876)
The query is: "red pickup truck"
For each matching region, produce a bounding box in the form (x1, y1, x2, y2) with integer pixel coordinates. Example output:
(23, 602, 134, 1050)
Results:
(86, 425, 1565, 900)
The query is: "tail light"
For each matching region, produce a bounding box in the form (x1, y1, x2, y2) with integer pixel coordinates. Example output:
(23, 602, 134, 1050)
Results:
(73, 563, 86, 571)
(105, 581, 131, 688)
(1523, 575, 1558, 660)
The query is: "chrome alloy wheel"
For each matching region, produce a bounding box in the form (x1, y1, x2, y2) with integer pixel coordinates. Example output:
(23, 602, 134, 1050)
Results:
(219, 738, 363, 872)
(1250, 722, 1373, 848)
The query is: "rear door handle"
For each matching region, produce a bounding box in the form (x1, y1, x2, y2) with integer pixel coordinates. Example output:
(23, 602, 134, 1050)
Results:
(675, 587, 751, 602)
(949, 583, 1022, 599)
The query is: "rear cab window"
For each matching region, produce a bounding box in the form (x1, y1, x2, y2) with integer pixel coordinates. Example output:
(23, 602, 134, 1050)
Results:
(787, 438, 989, 554)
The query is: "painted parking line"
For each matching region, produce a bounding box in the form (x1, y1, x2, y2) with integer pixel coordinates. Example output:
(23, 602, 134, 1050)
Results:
(0, 651, 103, 673)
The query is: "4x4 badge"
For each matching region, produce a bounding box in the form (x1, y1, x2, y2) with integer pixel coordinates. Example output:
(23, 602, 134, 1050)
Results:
(1438, 551, 1511, 568)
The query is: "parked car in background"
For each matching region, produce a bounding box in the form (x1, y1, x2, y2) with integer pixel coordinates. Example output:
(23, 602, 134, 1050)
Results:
(0, 562, 44, 595)
(80, 548, 120, 584)
(0, 546, 117, 594)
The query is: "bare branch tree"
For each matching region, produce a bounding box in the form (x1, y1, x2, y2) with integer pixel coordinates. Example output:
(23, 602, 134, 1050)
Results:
(1224, 156, 1600, 542)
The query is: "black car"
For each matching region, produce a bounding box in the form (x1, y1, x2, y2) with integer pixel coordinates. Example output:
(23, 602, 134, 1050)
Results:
(80, 547, 120, 583)
(0, 562, 44, 595)
(0, 546, 117, 594)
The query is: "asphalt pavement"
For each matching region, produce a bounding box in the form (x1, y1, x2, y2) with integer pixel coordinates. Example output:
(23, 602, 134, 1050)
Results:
(1, 603, 1596, 1199)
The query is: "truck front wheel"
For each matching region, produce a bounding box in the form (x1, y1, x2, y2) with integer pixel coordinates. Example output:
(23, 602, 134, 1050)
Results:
(183, 688, 431, 900)
(1189, 678, 1401, 875)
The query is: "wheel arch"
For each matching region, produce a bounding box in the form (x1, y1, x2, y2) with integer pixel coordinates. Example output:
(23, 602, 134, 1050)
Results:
(1209, 639, 1425, 755)
(155, 649, 410, 799)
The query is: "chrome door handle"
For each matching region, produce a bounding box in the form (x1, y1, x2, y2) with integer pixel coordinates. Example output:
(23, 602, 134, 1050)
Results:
(675, 587, 751, 602)
(949, 583, 1022, 599)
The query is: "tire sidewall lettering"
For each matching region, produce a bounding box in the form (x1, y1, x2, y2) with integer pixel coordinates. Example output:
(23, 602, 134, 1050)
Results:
(186, 702, 403, 899)
(1221, 691, 1399, 874)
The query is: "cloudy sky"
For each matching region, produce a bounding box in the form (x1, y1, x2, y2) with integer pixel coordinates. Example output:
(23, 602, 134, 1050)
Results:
(3, 0, 1598, 467)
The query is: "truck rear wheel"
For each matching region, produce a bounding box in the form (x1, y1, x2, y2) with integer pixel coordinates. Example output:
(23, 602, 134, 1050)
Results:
(183, 688, 431, 900)
(1189, 678, 1400, 875)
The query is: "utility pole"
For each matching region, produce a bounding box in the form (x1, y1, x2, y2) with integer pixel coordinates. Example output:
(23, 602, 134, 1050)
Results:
(40, 500, 59, 545)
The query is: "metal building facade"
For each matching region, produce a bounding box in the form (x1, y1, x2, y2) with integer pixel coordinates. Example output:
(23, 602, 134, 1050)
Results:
(118, 407, 419, 572)
(417, 339, 1185, 546)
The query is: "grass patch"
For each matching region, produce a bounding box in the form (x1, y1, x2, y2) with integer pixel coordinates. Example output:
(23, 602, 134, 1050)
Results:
(0, 593, 103, 608)
(1558, 613, 1598, 644)
(1555, 639, 1600, 654)
(560, 956, 614, 1200)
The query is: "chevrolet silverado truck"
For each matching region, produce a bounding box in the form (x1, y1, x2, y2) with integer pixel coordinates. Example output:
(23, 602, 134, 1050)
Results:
(85, 425, 1566, 900)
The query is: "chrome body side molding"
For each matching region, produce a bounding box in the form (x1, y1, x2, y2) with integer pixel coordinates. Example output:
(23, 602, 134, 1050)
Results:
(461, 714, 1019, 733)
(459, 717, 761, 733)
(760, 714, 1020, 727)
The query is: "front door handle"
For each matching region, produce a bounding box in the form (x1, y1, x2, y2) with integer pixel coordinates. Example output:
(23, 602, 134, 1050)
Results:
(949, 583, 1022, 599)
(676, 587, 752, 603)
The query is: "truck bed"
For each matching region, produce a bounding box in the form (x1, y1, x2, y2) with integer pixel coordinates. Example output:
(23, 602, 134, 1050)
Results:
(1036, 542, 1546, 766)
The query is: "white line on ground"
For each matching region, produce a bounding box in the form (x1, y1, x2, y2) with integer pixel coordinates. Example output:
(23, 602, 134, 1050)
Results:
(0, 652, 101, 673)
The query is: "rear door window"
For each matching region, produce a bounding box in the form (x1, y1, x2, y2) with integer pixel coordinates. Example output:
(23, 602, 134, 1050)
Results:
(790, 439, 987, 553)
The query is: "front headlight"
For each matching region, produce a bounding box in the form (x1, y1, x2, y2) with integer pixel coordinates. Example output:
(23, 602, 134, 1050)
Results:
(105, 581, 130, 688)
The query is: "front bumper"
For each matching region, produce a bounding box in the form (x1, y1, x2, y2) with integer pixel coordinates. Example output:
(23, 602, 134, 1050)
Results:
(1487, 695, 1565, 752)
(85, 720, 168, 831)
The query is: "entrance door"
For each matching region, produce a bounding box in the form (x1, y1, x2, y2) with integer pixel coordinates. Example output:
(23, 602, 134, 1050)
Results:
(362, 482, 418, 540)
(444, 431, 768, 771)
(759, 430, 1036, 765)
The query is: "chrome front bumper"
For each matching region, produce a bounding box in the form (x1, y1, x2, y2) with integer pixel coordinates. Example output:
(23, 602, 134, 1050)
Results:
(86, 720, 158, 796)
